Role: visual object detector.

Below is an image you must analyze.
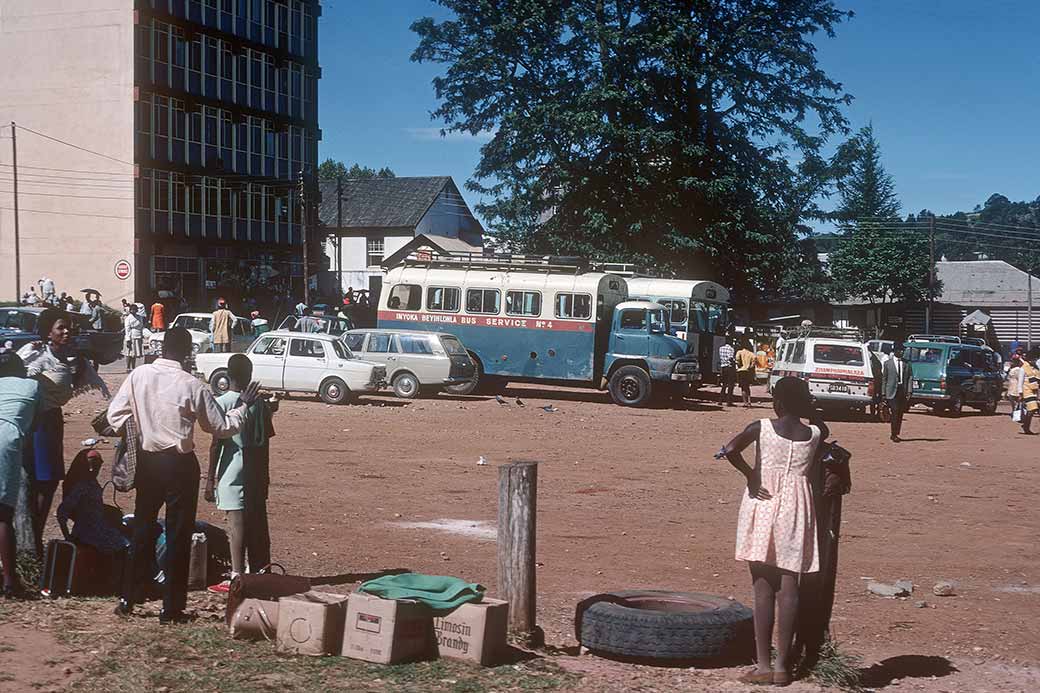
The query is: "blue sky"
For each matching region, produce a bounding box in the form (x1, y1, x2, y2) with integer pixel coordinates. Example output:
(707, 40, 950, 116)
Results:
(318, 0, 1040, 229)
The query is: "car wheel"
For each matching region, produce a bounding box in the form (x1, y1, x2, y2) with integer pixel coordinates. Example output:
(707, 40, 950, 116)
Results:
(444, 378, 478, 396)
(608, 366, 652, 407)
(392, 372, 420, 399)
(209, 368, 231, 395)
(979, 395, 1000, 415)
(319, 377, 350, 405)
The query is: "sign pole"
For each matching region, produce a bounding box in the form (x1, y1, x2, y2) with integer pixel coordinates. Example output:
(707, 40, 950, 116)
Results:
(11, 122, 21, 301)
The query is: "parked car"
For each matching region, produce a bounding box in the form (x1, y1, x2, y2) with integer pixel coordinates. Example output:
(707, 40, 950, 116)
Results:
(0, 307, 122, 364)
(341, 329, 477, 398)
(193, 330, 387, 404)
(146, 312, 253, 355)
(770, 328, 874, 412)
(905, 335, 1002, 415)
(277, 314, 354, 336)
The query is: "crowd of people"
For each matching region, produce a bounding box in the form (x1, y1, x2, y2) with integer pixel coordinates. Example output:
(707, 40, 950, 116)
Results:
(0, 306, 277, 619)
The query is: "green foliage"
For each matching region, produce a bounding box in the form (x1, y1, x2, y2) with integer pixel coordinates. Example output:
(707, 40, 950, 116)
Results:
(411, 0, 854, 299)
(827, 222, 933, 304)
(808, 637, 863, 691)
(833, 124, 900, 222)
(777, 238, 833, 302)
(318, 158, 396, 180)
(932, 195, 1040, 271)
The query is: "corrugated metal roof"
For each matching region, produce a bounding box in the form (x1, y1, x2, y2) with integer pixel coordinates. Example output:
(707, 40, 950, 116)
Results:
(317, 176, 453, 229)
(937, 260, 1040, 307)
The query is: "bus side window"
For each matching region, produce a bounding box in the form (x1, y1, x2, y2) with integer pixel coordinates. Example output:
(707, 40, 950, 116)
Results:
(427, 286, 460, 313)
(506, 290, 541, 317)
(555, 293, 592, 319)
(466, 289, 500, 315)
(388, 284, 421, 311)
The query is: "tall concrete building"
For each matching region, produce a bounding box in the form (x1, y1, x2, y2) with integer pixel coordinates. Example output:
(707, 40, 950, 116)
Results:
(0, 0, 320, 308)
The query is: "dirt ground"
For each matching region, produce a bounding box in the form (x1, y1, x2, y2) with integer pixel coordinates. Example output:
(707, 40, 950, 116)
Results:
(4, 371, 1039, 692)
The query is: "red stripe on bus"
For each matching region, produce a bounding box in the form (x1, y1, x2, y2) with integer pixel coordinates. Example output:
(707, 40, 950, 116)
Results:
(377, 310, 595, 332)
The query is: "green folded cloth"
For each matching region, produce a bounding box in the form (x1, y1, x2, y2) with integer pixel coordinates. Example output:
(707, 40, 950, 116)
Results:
(358, 573, 485, 611)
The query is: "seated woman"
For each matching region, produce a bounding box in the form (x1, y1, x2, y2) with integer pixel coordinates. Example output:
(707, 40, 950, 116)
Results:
(57, 450, 129, 556)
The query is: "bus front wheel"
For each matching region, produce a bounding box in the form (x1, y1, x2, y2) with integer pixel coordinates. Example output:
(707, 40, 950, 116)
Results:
(609, 366, 652, 407)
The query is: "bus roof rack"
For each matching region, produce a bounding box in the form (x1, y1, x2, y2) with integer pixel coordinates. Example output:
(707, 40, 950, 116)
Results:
(394, 250, 597, 274)
(907, 334, 987, 347)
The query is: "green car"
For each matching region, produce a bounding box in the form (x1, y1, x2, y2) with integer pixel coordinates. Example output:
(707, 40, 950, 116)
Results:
(906, 335, 1002, 415)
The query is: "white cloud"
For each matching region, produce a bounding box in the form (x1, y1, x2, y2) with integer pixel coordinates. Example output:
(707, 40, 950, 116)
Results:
(405, 127, 496, 143)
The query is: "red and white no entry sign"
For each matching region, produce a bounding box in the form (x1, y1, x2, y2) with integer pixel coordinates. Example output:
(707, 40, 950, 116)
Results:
(114, 259, 132, 280)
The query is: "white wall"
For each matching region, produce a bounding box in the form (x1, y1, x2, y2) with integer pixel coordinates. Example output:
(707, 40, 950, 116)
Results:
(0, 0, 136, 305)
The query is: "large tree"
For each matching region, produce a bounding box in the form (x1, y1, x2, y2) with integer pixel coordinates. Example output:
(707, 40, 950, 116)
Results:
(826, 126, 933, 310)
(318, 158, 396, 180)
(411, 1, 853, 298)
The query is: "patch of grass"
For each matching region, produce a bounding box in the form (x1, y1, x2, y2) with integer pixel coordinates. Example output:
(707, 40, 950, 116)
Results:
(809, 638, 863, 692)
(18, 597, 580, 693)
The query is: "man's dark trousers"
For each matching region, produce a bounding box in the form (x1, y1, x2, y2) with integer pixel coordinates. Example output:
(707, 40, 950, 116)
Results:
(122, 449, 200, 616)
(242, 447, 271, 570)
(888, 385, 907, 438)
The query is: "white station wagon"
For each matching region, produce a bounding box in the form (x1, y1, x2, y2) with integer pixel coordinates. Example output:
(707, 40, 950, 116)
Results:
(194, 330, 387, 404)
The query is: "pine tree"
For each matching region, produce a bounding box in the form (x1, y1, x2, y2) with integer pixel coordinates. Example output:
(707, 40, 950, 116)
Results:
(834, 124, 900, 222)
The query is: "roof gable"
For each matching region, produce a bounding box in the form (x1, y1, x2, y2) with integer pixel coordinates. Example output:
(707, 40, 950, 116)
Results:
(317, 176, 454, 229)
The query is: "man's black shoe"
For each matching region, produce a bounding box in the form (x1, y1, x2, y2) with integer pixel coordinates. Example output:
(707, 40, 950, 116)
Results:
(113, 600, 133, 618)
(158, 610, 193, 625)
(890, 435, 901, 443)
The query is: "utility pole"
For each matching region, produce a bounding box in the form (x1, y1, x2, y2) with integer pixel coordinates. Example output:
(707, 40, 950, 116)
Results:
(10, 122, 21, 301)
(298, 168, 310, 306)
(336, 175, 343, 295)
(926, 214, 935, 333)
(1029, 271, 1033, 351)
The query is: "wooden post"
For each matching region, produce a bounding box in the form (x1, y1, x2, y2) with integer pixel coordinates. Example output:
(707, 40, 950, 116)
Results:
(497, 460, 543, 646)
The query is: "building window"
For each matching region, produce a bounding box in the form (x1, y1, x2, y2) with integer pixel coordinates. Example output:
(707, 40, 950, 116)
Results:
(367, 238, 384, 267)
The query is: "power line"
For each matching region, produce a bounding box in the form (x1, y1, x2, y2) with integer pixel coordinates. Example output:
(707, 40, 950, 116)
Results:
(0, 189, 133, 200)
(0, 206, 132, 220)
(0, 162, 132, 177)
(13, 124, 134, 166)
(858, 215, 1040, 235)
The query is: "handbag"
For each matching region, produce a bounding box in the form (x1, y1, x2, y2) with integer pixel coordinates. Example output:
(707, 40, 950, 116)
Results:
(818, 440, 852, 497)
(1012, 402, 1023, 423)
(225, 563, 311, 639)
(110, 375, 141, 492)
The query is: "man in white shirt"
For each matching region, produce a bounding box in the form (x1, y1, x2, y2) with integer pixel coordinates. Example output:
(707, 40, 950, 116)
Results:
(123, 304, 145, 372)
(107, 327, 259, 623)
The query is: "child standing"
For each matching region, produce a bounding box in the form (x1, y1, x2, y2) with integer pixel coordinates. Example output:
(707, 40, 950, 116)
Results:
(205, 354, 276, 590)
(718, 376, 829, 687)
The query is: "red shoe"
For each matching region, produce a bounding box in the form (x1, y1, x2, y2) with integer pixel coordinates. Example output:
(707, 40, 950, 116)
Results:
(207, 580, 231, 594)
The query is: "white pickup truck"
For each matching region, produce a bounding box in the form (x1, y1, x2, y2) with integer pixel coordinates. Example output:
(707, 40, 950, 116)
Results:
(193, 330, 387, 404)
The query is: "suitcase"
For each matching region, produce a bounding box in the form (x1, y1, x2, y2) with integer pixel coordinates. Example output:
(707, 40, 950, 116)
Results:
(41, 540, 78, 597)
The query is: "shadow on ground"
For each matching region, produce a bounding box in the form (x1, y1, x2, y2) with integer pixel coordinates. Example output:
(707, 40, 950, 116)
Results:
(860, 655, 958, 687)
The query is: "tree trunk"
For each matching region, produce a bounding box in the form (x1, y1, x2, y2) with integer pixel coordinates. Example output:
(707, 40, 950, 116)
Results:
(14, 465, 36, 558)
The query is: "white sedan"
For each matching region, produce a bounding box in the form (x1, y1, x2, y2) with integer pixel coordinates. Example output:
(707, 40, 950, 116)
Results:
(145, 312, 254, 355)
(193, 330, 387, 404)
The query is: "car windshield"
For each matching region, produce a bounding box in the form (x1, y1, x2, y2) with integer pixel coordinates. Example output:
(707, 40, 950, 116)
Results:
(174, 316, 210, 331)
(813, 344, 864, 366)
(332, 340, 353, 360)
(440, 336, 466, 355)
(649, 308, 669, 333)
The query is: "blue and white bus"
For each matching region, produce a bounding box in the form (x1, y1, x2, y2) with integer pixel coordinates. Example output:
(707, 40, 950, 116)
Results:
(377, 255, 700, 406)
(624, 277, 730, 382)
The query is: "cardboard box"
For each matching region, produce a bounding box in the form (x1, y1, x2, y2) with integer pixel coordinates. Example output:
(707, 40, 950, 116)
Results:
(276, 591, 350, 656)
(342, 592, 434, 664)
(433, 598, 509, 665)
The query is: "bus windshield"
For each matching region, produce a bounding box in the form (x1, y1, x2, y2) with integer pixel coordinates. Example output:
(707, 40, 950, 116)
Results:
(690, 302, 728, 335)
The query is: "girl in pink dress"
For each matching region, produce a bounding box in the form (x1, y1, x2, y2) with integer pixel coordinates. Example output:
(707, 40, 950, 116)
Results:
(719, 376, 829, 687)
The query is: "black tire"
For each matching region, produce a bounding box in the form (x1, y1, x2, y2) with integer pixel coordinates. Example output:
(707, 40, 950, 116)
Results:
(978, 395, 1000, 416)
(577, 590, 753, 661)
(608, 366, 653, 407)
(319, 377, 350, 405)
(209, 368, 231, 394)
(392, 371, 420, 399)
